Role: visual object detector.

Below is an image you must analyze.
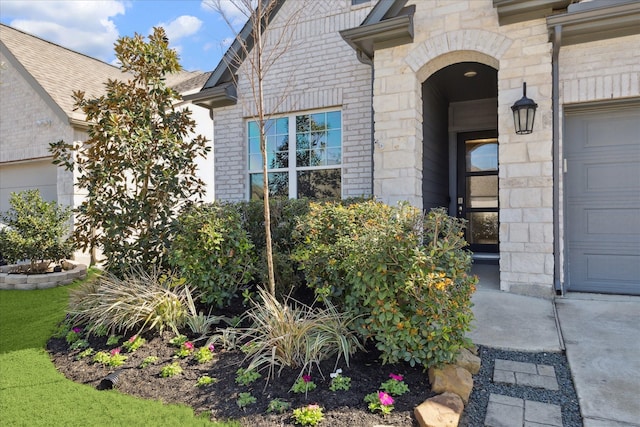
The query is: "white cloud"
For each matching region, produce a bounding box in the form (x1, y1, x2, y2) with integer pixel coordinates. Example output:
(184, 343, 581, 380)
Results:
(156, 15, 203, 42)
(1, 0, 125, 61)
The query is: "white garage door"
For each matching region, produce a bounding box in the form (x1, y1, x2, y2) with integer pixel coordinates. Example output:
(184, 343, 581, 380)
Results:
(0, 159, 58, 213)
(565, 104, 640, 295)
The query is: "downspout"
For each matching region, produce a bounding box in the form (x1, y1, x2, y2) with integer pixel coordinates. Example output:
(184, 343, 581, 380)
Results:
(552, 25, 563, 295)
(357, 49, 375, 197)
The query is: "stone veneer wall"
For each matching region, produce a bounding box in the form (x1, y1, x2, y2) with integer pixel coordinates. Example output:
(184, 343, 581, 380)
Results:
(372, 0, 554, 297)
(212, 0, 375, 201)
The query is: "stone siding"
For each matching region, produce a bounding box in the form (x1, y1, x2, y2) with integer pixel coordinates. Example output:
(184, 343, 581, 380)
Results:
(212, 0, 374, 201)
(372, 0, 555, 295)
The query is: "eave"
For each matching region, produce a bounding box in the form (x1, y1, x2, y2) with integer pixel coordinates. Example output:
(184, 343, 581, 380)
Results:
(493, 0, 571, 25)
(182, 82, 237, 109)
(547, 1, 640, 46)
(340, 14, 414, 62)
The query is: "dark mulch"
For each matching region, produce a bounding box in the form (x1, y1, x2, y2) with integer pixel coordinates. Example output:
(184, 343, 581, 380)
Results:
(47, 330, 438, 426)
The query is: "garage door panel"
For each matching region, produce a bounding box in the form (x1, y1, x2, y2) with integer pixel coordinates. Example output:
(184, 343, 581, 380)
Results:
(565, 105, 640, 295)
(0, 160, 57, 212)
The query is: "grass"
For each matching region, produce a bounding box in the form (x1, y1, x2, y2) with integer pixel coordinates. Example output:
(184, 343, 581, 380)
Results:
(0, 270, 239, 426)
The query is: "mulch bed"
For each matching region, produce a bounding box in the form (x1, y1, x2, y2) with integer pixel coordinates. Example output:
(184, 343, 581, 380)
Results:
(47, 331, 441, 426)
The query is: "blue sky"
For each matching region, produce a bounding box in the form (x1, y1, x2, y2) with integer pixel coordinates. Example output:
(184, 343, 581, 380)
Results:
(0, 0, 249, 72)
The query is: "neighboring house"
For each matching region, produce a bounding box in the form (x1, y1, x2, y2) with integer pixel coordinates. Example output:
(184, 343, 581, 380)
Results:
(186, 0, 640, 297)
(0, 24, 214, 262)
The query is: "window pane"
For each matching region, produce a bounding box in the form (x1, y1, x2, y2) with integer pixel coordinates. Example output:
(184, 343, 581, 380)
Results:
(249, 137, 260, 154)
(249, 153, 262, 170)
(327, 148, 341, 165)
(248, 121, 259, 138)
(468, 212, 498, 245)
(297, 169, 341, 199)
(466, 139, 498, 171)
(327, 130, 341, 148)
(250, 173, 288, 200)
(265, 119, 277, 136)
(466, 176, 498, 208)
(296, 115, 310, 133)
(310, 113, 327, 131)
(276, 117, 288, 134)
(326, 111, 341, 130)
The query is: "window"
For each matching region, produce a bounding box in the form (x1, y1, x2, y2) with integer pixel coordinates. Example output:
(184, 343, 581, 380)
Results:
(248, 110, 342, 200)
(351, 0, 370, 5)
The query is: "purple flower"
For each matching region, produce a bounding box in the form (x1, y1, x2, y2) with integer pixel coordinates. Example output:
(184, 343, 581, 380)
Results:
(183, 341, 194, 350)
(72, 327, 82, 333)
(389, 373, 403, 381)
(378, 391, 394, 406)
(302, 375, 312, 383)
(208, 343, 215, 352)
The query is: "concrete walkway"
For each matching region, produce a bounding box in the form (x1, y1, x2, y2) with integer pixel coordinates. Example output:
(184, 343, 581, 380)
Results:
(468, 266, 640, 427)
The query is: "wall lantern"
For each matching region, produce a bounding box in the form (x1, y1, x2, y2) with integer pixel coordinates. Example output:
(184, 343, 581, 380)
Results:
(511, 82, 538, 134)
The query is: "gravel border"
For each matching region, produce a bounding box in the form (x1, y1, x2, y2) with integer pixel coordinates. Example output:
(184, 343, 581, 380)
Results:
(460, 346, 583, 427)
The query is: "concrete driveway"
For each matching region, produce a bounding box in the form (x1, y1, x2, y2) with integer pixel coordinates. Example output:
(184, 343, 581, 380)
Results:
(555, 293, 640, 427)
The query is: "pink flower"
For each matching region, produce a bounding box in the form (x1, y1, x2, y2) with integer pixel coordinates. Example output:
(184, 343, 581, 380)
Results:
(389, 373, 403, 381)
(208, 343, 215, 352)
(378, 391, 394, 406)
(307, 404, 320, 410)
(129, 335, 137, 342)
(302, 375, 312, 383)
(183, 341, 194, 350)
(110, 347, 121, 355)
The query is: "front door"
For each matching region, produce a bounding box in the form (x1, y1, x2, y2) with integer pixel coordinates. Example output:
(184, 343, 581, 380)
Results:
(457, 131, 499, 254)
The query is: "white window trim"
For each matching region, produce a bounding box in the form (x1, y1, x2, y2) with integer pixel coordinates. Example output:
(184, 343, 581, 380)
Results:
(246, 108, 343, 200)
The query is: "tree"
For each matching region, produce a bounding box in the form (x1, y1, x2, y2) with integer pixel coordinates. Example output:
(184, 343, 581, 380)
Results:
(0, 190, 73, 273)
(50, 28, 210, 276)
(210, 0, 304, 296)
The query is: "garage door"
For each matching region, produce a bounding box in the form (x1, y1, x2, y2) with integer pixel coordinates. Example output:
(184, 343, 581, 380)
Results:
(565, 104, 640, 295)
(0, 159, 57, 213)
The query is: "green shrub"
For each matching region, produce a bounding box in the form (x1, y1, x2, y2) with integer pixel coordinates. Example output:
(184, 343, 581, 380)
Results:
(293, 201, 476, 368)
(236, 198, 310, 297)
(169, 203, 256, 308)
(0, 189, 73, 272)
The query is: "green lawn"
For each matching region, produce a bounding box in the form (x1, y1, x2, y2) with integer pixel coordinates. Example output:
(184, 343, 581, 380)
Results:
(0, 274, 238, 426)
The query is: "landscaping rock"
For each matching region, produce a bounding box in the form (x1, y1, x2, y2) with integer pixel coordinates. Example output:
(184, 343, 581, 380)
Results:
(428, 365, 473, 403)
(455, 348, 481, 374)
(414, 392, 464, 427)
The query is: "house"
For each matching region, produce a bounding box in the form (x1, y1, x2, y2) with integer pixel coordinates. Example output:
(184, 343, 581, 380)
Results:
(186, 0, 640, 297)
(0, 24, 215, 262)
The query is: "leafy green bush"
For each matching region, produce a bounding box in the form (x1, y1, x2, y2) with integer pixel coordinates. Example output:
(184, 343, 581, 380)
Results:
(169, 203, 256, 308)
(236, 198, 310, 297)
(0, 189, 73, 272)
(293, 201, 476, 368)
(69, 269, 194, 335)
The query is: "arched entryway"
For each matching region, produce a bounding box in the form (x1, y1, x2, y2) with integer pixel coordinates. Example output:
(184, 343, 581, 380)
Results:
(421, 61, 499, 275)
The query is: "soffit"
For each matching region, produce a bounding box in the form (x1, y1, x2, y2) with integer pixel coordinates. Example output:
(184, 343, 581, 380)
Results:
(493, 0, 571, 25)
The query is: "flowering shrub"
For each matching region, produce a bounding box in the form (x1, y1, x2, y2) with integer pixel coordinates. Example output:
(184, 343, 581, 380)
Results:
(290, 375, 317, 394)
(65, 327, 82, 345)
(122, 335, 145, 353)
(292, 404, 324, 426)
(294, 201, 476, 368)
(329, 369, 351, 392)
(364, 391, 394, 415)
(174, 341, 194, 358)
(193, 344, 215, 364)
(380, 373, 409, 396)
(93, 347, 127, 367)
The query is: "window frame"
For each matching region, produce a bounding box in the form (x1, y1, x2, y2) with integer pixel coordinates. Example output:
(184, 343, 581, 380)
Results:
(247, 108, 343, 200)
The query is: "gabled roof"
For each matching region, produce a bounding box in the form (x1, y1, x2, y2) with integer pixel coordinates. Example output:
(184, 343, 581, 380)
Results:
(0, 24, 207, 125)
(185, 0, 286, 109)
(0, 23, 125, 124)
